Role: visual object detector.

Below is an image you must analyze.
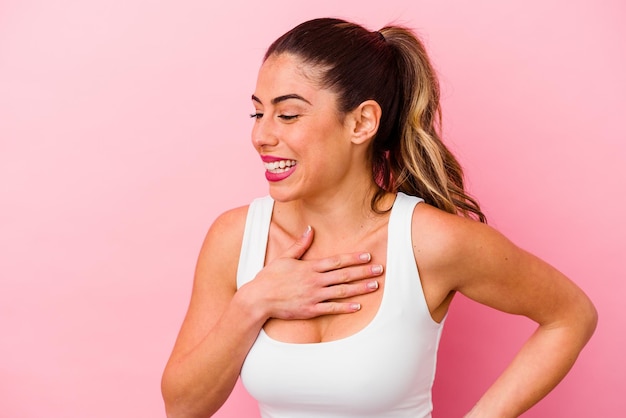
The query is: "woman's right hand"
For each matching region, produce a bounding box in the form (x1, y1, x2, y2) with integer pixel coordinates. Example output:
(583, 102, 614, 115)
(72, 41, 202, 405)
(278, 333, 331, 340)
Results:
(240, 225, 383, 321)
(162, 218, 382, 418)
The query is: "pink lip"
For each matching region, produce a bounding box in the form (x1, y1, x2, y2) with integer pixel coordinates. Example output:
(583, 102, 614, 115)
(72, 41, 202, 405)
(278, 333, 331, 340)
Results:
(261, 155, 289, 163)
(260, 155, 297, 182)
(265, 166, 296, 182)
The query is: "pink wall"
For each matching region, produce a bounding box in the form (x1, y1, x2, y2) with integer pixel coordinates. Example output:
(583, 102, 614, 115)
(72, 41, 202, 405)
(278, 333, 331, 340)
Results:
(1, 1, 623, 416)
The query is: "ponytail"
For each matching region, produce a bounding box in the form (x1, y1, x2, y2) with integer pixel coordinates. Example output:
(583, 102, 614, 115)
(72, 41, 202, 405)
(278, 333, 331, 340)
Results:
(378, 26, 487, 223)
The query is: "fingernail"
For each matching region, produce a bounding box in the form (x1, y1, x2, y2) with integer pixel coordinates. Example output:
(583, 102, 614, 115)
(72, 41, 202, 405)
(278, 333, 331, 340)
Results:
(359, 252, 371, 262)
(371, 265, 383, 274)
(302, 225, 312, 237)
(367, 280, 379, 290)
(350, 303, 361, 311)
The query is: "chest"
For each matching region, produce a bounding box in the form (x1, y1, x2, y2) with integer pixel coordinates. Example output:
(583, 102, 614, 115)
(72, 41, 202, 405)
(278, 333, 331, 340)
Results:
(263, 227, 389, 344)
(241, 236, 442, 417)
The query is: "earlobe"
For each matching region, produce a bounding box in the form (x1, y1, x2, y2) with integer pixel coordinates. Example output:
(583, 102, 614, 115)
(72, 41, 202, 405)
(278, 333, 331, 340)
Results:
(351, 100, 382, 145)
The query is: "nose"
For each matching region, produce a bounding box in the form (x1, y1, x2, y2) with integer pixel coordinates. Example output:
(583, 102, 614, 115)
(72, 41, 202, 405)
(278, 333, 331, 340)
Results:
(251, 116, 279, 151)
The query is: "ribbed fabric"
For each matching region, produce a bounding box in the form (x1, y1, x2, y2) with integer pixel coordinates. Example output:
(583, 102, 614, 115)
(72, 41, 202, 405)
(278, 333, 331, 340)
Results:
(237, 192, 444, 418)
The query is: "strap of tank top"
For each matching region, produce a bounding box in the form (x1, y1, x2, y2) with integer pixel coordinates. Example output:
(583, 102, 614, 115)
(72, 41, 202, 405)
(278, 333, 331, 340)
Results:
(236, 196, 274, 289)
(393, 192, 423, 226)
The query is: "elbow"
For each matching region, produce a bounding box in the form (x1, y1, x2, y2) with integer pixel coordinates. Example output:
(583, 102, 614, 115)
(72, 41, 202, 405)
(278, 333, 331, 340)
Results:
(583, 298, 598, 343)
(161, 370, 222, 418)
(161, 371, 196, 418)
(542, 292, 598, 350)
(163, 406, 205, 418)
(163, 402, 184, 418)
(161, 374, 183, 418)
(163, 401, 220, 418)
(566, 293, 598, 347)
(162, 395, 214, 418)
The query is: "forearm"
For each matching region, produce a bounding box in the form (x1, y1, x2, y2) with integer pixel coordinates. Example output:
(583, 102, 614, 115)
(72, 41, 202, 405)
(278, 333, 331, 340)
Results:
(466, 316, 596, 417)
(161, 291, 266, 418)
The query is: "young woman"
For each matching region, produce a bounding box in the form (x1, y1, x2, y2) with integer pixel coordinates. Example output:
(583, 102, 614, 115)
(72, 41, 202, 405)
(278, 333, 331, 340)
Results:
(161, 18, 597, 418)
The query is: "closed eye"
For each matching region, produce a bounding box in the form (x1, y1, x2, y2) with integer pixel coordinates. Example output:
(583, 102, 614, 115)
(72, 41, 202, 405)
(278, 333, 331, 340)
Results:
(278, 115, 299, 121)
(250, 113, 263, 119)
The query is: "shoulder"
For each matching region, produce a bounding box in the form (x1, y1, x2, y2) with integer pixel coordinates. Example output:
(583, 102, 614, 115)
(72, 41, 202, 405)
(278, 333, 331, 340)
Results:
(207, 205, 249, 239)
(411, 203, 516, 289)
(195, 205, 250, 284)
(202, 204, 249, 251)
(411, 202, 490, 255)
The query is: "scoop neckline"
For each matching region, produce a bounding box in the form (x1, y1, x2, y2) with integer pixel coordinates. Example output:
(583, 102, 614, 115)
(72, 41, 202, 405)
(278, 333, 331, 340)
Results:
(259, 193, 407, 346)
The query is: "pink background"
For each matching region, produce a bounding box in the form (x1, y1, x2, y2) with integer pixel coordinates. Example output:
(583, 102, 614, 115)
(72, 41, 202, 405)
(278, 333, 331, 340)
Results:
(1, 0, 624, 417)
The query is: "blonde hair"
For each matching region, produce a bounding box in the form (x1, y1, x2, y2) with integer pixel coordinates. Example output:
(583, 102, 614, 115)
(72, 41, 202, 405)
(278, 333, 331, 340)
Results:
(379, 26, 486, 222)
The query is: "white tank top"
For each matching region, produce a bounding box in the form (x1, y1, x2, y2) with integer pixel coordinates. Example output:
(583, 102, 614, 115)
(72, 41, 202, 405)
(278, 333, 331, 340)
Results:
(237, 192, 445, 418)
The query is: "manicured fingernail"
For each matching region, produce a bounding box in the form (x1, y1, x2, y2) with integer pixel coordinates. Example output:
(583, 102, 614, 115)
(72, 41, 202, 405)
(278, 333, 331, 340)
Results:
(367, 280, 379, 290)
(371, 265, 383, 274)
(359, 252, 371, 262)
(350, 303, 361, 311)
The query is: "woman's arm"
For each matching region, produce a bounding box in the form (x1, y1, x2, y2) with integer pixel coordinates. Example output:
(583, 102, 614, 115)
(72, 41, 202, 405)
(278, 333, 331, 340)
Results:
(161, 207, 260, 418)
(161, 207, 383, 418)
(413, 204, 597, 418)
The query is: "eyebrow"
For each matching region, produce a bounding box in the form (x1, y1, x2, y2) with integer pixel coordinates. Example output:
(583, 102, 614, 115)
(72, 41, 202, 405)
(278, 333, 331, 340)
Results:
(251, 94, 312, 106)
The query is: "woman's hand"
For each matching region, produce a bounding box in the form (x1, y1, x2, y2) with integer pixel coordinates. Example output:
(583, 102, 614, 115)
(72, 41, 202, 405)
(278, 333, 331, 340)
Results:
(162, 215, 382, 418)
(240, 225, 383, 321)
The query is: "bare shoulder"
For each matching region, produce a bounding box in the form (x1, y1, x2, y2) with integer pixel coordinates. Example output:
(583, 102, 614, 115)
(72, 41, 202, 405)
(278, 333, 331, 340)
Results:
(409, 203, 501, 318)
(204, 205, 249, 242)
(410, 202, 502, 278)
(198, 206, 249, 263)
(195, 205, 250, 289)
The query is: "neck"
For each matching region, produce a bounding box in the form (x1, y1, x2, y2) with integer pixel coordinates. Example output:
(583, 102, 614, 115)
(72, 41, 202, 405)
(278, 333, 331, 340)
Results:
(277, 182, 395, 243)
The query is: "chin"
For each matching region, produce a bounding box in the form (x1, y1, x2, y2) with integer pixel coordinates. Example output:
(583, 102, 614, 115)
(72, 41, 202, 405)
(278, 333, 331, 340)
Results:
(267, 187, 298, 203)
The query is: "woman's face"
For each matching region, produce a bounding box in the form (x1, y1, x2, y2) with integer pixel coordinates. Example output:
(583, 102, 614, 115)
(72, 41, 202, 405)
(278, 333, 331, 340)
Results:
(251, 53, 359, 203)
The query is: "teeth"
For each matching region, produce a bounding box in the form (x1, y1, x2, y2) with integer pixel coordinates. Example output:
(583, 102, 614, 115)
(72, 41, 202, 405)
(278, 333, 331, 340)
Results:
(264, 159, 297, 173)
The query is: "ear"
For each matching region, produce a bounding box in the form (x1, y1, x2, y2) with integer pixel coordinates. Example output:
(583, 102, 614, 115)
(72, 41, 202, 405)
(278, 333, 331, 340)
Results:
(349, 100, 382, 145)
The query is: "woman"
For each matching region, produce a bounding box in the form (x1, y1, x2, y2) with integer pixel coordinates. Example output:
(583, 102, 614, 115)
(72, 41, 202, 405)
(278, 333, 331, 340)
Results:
(161, 18, 597, 418)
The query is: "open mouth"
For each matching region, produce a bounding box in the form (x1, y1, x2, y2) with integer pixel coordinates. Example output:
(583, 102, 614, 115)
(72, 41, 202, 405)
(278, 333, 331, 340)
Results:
(264, 159, 297, 174)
